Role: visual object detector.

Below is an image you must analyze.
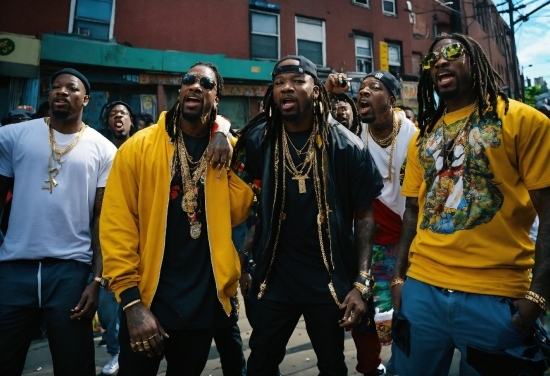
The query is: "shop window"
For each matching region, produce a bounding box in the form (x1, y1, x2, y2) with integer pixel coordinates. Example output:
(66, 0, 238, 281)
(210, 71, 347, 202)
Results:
(355, 36, 373, 73)
(71, 0, 115, 40)
(296, 17, 326, 66)
(250, 10, 280, 61)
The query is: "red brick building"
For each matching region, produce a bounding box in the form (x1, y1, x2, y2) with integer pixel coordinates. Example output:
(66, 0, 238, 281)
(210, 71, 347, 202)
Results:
(0, 0, 518, 126)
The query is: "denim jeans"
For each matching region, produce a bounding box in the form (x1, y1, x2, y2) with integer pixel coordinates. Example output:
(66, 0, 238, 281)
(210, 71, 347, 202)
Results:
(393, 278, 530, 376)
(98, 288, 121, 355)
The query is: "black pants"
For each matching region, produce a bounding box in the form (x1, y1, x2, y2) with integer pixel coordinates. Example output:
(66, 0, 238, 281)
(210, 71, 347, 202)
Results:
(119, 311, 246, 376)
(247, 298, 347, 376)
(0, 259, 95, 376)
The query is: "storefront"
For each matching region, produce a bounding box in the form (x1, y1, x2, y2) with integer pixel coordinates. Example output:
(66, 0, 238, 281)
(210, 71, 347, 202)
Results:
(0, 32, 41, 118)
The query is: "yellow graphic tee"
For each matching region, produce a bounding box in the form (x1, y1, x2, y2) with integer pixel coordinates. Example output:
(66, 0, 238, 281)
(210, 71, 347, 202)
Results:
(402, 98, 550, 297)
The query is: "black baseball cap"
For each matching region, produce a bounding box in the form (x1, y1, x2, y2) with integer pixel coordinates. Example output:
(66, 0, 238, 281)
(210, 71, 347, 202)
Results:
(365, 70, 401, 98)
(272, 55, 318, 80)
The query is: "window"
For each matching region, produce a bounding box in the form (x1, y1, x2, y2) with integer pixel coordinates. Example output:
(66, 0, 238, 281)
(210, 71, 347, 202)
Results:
(70, 0, 115, 40)
(296, 17, 326, 66)
(250, 10, 279, 61)
(355, 36, 373, 73)
(474, 2, 486, 30)
(353, 0, 370, 7)
(383, 0, 396, 15)
(388, 43, 402, 77)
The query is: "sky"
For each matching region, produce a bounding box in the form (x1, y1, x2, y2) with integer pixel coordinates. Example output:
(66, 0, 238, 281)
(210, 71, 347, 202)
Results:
(497, 0, 550, 87)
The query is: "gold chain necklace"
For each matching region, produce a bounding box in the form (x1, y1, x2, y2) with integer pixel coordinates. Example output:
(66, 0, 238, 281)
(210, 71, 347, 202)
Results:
(366, 112, 402, 183)
(173, 129, 209, 239)
(43, 117, 87, 193)
(440, 105, 477, 171)
(282, 127, 316, 194)
(258, 118, 342, 307)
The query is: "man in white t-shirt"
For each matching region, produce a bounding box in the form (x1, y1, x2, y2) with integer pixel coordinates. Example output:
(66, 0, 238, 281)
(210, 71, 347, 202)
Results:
(0, 68, 117, 375)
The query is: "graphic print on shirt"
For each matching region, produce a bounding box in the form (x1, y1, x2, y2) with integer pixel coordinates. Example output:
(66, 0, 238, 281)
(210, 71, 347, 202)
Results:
(419, 109, 503, 234)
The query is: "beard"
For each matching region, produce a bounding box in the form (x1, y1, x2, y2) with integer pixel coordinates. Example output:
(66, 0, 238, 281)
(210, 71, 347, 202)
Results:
(51, 109, 70, 120)
(280, 94, 313, 122)
(181, 110, 203, 123)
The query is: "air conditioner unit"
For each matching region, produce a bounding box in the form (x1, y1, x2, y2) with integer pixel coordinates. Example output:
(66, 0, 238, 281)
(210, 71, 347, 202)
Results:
(76, 27, 91, 37)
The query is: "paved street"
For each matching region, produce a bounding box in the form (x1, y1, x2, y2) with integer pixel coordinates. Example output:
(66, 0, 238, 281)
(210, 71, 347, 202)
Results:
(23, 295, 461, 376)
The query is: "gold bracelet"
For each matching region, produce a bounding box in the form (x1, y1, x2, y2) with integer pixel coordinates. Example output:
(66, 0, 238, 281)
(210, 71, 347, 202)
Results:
(525, 291, 548, 311)
(123, 299, 141, 311)
(390, 277, 406, 289)
(358, 271, 374, 281)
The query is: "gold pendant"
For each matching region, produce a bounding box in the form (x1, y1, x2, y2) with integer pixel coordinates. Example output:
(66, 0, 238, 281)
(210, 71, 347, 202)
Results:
(182, 189, 197, 213)
(292, 175, 308, 194)
(189, 222, 202, 239)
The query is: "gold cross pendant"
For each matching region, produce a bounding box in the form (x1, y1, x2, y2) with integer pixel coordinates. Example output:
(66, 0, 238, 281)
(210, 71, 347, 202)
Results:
(292, 175, 308, 194)
(42, 177, 58, 194)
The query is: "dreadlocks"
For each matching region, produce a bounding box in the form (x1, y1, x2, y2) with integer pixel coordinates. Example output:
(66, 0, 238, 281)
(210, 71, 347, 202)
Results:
(417, 33, 509, 140)
(165, 61, 224, 142)
(333, 93, 361, 136)
(98, 100, 134, 138)
(233, 75, 333, 163)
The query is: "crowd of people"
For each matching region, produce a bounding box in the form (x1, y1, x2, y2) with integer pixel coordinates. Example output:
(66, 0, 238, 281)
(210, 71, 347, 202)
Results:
(0, 32, 548, 376)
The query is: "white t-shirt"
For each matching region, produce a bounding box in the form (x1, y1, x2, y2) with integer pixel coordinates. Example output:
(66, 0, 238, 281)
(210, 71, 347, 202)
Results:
(361, 111, 417, 218)
(0, 118, 117, 264)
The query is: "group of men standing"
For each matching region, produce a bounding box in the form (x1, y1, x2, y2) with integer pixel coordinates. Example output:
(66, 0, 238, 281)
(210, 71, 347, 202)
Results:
(0, 32, 548, 376)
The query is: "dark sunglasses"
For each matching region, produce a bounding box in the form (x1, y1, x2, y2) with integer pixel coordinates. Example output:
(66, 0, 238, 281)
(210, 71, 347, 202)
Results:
(181, 74, 217, 91)
(421, 43, 467, 70)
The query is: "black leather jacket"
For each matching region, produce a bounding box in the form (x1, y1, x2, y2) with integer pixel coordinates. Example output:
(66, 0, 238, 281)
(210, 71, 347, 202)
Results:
(243, 117, 383, 303)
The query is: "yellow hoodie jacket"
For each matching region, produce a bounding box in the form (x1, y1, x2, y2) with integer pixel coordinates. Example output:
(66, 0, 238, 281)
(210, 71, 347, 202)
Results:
(100, 112, 253, 315)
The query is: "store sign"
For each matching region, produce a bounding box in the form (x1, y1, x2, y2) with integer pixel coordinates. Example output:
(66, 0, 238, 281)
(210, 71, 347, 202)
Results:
(379, 42, 389, 71)
(0, 38, 15, 56)
(0, 33, 40, 65)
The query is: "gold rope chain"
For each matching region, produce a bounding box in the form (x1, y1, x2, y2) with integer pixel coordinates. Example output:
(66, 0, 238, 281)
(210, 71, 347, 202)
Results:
(43, 117, 88, 193)
(366, 112, 402, 183)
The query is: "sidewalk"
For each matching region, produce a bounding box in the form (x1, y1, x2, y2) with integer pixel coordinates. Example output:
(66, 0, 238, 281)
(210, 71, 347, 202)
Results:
(23, 303, 461, 376)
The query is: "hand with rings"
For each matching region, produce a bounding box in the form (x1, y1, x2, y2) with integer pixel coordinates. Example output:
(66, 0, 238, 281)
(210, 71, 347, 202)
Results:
(325, 73, 351, 95)
(125, 301, 169, 357)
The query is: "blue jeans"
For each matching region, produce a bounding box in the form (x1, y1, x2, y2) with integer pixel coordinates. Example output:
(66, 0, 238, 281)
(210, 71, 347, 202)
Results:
(98, 288, 121, 355)
(393, 278, 530, 376)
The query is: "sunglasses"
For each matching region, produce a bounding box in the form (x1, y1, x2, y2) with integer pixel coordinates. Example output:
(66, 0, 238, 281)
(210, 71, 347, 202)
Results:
(181, 74, 217, 91)
(421, 43, 467, 70)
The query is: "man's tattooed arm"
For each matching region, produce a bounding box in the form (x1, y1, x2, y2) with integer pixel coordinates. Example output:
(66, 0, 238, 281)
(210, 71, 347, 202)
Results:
(392, 197, 419, 279)
(354, 204, 376, 272)
(91, 187, 105, 279)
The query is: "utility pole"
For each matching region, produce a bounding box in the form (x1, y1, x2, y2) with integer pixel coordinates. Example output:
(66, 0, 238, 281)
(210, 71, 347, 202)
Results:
(507, 0, 520, 100)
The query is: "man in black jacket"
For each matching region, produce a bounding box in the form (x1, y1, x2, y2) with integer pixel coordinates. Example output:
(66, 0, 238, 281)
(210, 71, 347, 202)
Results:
(233, 55, 383, 376)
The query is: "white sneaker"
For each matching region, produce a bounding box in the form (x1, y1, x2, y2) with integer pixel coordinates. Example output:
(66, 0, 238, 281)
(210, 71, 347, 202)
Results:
(102, 354, 119, 375)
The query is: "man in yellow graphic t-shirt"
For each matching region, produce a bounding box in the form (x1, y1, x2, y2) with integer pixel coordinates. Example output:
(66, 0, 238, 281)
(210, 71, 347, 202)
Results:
(391, 33, 550, 375)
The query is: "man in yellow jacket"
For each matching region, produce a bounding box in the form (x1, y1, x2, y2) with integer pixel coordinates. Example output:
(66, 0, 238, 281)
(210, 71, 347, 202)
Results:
(100, 62, 253, 376)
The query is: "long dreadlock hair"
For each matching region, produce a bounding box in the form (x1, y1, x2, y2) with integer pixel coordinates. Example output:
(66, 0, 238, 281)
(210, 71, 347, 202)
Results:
(332, 92, 361, 136)
(233, 74, 333, 163)
(165, 61, 224, 142)
(417, 33, 509, 141)
(98, 100, 135, 138)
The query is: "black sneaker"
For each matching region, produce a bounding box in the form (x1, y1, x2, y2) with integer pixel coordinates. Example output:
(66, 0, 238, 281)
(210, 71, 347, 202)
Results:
(364, 364, 386, 376)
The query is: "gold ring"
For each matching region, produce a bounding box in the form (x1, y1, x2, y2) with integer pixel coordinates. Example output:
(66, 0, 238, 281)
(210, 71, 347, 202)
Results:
(143, 344, 150, 349)
(138, 348, 144, 352)
(130, 342, 136, 348)
(135, 341, 142, 345)
(148, 334, 159, 340)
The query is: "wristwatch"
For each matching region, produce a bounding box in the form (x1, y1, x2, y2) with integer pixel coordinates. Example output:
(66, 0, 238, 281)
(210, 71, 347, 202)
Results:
(354, 282, 373, 301)
(93, 277, 109, 288)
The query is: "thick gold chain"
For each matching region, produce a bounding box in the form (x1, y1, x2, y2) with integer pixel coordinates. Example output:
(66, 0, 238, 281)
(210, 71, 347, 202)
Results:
(46, 117, 88, 164)
(366, 112, 402, 183)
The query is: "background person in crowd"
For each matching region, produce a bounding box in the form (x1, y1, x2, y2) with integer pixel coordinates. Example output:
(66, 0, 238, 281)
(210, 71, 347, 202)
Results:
(32, 101, 51, 119)
(0, 68, 117, 375)
(138, 112, 155, 130)
(233, 55, 383, 376)
(101, 62, 253, 376)
(399, 106, 417, 124)
(1, 108, 33, 125)
(95, 100, 136, 375)
(392, 33, 550, 375)
(100, 101, 135, 149)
